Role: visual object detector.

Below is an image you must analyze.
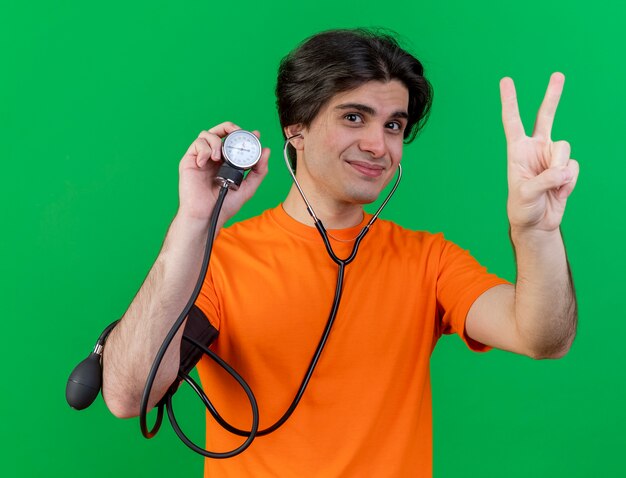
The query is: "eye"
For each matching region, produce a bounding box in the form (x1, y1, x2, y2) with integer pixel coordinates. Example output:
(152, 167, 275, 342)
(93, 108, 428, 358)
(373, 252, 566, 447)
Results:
(344, 113, 363, 123)
(386, 121, 404, 132)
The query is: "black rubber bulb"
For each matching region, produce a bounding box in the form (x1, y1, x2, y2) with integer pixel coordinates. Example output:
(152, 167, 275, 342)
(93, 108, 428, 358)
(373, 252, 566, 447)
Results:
(66, 352, 102, 410)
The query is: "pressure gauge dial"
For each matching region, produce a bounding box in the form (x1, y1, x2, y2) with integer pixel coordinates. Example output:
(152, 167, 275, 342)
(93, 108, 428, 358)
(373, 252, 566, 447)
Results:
(222, 130, 262, 170)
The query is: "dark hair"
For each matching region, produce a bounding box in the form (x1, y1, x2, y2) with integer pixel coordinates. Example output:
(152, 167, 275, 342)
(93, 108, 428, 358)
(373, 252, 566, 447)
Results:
(276, 28, 433, 163)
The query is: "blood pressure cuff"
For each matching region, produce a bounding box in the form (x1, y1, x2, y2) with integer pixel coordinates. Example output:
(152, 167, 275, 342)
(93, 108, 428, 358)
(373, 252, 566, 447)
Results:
(178, 304, 219, 377)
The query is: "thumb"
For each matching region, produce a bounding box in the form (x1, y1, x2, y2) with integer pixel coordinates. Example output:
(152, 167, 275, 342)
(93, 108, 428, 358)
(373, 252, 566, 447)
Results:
(521, 166, 573, 199)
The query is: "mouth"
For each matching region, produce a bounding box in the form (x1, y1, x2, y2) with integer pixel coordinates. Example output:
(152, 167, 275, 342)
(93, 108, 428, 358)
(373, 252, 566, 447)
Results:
(345, 160, 385, 178)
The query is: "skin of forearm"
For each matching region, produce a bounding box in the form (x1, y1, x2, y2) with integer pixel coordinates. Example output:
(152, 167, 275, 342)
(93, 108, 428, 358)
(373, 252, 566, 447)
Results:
(102, 212, 212, 418)
(510, 227, 577, 359)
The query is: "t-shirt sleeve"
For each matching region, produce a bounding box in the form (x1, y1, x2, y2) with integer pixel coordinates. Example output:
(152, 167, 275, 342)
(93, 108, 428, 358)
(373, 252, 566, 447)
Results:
(194, 266, 221, 331)
(436, 237, 510, 352)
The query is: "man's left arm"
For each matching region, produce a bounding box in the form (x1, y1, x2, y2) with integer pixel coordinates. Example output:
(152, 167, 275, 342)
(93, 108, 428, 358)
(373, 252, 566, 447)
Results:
(465, 73, 580, 359)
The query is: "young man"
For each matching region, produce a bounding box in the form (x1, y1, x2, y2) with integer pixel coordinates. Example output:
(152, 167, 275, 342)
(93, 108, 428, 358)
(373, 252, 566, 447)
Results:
(102, 29, 579, 477)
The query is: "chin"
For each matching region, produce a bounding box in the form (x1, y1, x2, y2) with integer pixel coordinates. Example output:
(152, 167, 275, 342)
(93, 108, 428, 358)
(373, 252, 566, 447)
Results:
(345, 188, 382, 205)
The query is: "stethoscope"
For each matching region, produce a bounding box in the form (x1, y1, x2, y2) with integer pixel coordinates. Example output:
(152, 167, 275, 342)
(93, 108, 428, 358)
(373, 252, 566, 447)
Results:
(66, 131, 402, 458)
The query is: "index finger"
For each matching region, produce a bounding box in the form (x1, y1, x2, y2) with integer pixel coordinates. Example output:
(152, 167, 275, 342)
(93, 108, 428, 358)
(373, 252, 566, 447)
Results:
(208, 121, 243, 138)
(500, 77, 526, 143)
(532, 72, 565, 139)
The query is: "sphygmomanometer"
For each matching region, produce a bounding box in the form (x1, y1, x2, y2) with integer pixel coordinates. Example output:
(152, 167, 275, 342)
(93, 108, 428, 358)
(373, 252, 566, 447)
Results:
(66, 129, 402, 458)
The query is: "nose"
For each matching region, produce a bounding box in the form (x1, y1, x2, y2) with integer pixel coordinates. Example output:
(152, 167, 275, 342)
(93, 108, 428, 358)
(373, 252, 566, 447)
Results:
(358, 125, 386, 159)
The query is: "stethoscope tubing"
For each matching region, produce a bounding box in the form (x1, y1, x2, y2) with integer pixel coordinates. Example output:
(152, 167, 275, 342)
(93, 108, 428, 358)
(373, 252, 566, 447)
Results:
(138, 134, 403, 455)
(282, 133, 403, 253)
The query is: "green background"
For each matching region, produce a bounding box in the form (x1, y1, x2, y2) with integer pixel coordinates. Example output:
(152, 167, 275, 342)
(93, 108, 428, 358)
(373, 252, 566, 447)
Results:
(2, 0, 624, 476)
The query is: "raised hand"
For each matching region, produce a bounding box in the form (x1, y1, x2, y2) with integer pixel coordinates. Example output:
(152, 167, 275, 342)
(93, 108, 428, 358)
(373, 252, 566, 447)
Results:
(500, 73, 579, 234)
(178, 121, 271, 224)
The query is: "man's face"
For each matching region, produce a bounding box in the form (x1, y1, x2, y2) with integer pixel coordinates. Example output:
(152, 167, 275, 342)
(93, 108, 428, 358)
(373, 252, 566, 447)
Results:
(294, 80, 409, 207)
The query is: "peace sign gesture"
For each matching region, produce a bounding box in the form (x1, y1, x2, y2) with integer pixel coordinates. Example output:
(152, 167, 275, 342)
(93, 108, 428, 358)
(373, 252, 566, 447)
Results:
(500, 73, 579, 234)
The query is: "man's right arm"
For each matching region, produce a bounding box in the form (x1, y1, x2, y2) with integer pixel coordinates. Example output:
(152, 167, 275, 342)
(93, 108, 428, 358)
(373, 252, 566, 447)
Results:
(101, 122, 270, 418)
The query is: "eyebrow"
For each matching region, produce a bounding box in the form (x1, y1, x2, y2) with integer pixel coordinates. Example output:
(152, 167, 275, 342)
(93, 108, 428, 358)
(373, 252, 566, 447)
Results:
(334, 102, 409, 120)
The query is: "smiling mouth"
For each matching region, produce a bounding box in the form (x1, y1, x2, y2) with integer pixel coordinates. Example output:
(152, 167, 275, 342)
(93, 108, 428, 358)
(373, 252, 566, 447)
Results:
(346, 160, 385, 178)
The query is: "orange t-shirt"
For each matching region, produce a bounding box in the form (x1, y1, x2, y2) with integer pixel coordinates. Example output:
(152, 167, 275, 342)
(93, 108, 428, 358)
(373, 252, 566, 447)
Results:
(194, 205, 508, 477)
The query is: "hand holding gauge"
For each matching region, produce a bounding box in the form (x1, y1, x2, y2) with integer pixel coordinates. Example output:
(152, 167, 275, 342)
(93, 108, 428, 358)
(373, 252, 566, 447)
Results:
(178, 122, 269, 226)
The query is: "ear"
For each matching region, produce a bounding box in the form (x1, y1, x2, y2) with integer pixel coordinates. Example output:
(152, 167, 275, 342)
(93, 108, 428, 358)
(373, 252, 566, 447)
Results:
(284, 124, 305, 151)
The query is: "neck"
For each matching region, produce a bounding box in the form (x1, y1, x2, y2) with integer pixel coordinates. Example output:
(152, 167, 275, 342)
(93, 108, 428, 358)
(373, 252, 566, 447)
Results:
(283, 185, 364, 229)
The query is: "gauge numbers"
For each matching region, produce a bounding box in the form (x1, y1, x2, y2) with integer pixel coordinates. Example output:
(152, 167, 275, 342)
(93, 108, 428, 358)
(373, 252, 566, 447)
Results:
(222, 130, 262, 170)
